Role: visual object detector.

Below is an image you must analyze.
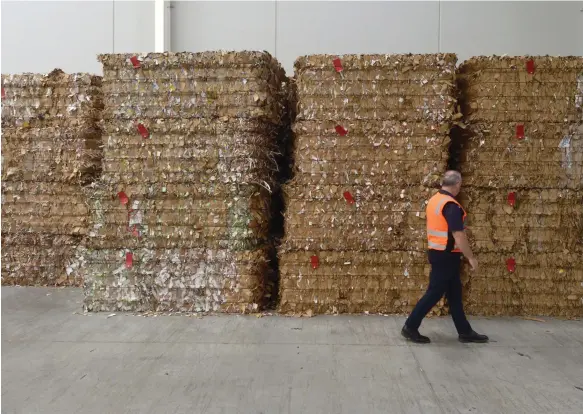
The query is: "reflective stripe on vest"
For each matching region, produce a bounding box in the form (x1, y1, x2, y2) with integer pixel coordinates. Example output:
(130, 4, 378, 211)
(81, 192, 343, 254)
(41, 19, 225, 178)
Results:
(426, 192, 467, 252)
(428, 241, 447, 249)
(427, 229, 448, 238)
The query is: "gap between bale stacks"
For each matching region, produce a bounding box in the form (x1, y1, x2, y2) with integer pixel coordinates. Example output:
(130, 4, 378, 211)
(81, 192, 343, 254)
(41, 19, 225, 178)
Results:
(1, 70, 103, 286)
(457, 56, 583, 317)
(278, 54, 458, 315)
(78, 51, 288, 313)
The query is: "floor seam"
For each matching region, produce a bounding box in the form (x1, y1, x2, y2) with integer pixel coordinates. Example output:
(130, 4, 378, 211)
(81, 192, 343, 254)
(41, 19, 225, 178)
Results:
(407, 343, 447, 414)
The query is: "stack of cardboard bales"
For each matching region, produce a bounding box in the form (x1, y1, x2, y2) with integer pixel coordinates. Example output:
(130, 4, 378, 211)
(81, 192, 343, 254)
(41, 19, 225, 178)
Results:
(278, 54, 457, 314)
(1, 70, 102, 286)
(79, 52, 286, 312)
(458, 56, 583, 317)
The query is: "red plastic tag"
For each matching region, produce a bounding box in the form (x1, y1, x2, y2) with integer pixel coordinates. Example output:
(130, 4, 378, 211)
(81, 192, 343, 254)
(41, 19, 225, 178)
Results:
(333, 58, 343, 73)
(125, 252, 134, 269)
(310, 255, 319, 269)
(526, 59, 535, 74)
(130, 226, 140, 238)
(335, 125, 348, 136)
(516, 124, 525, 140)
(507, 192, 516, 207)
(118, 191, 129, 205)
(506, 257, 516, 273)
(1, 88, 5, 99)
(130, 56, 141, 68)
(137, 123, 149, 139)
(343, 191, 355, 204)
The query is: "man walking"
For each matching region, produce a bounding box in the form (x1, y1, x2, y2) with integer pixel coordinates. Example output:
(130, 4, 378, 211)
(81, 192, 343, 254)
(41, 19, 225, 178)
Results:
(402, 170, 488, 344)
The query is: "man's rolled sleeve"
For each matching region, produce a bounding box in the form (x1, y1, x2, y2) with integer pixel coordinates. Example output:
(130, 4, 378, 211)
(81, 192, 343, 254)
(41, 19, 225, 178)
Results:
(442, 202, 464, 232)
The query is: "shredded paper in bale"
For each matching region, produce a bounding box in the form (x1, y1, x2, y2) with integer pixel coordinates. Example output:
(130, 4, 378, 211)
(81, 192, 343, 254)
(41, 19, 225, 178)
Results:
(1, 70, 103, 286)
(458, 56, 583, 190)
(457, 56, 583, 317)
(81, 51, 287, 312)
(278, 54, 458, 314)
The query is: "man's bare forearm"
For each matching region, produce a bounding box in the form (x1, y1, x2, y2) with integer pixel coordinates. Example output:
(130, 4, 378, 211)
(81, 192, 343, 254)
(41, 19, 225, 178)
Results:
(452, 231, 475, 260)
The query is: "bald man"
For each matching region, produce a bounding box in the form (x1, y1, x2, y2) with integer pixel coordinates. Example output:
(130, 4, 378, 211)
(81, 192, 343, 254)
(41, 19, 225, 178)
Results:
(402, 171, 488, 344)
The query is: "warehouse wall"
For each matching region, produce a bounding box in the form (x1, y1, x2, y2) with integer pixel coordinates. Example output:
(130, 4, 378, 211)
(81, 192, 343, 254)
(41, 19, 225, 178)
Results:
(441, 2, 583, 62)
(2, 1, 582, 75)
(171, 1, 277, 54)
(1, 1, 154, 74)
(171, 1, 583, 73)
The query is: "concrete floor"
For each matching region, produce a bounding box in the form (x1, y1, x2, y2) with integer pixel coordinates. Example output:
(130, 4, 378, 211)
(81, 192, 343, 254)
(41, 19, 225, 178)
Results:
(2, 287, 583, 414)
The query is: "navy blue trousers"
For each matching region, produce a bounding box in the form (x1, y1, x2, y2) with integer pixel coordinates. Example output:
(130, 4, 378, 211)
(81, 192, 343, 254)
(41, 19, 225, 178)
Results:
(405, 252, 472, 335)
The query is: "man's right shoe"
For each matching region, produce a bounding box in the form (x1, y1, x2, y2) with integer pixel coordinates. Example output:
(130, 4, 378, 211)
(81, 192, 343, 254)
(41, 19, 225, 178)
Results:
(401, 325, 431, 344)
(458, 330, 489, 343)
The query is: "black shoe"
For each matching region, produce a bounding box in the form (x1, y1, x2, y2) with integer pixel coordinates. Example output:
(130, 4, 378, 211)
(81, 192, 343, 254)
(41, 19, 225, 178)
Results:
(459, 330, 489, 343)
(401, 325, 431, 344)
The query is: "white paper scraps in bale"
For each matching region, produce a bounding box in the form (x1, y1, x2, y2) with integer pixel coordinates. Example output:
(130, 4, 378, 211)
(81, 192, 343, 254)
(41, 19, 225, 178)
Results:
(82, 51, 288, 312)
(457, 55, 583, 317)
(1, 69, 103, 287)
(278, 53, 458, 315)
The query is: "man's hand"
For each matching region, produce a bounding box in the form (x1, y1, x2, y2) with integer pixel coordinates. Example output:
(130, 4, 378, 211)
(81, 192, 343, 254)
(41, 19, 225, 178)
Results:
(452, 230, 477, 271)
(468, 257, 478, 271)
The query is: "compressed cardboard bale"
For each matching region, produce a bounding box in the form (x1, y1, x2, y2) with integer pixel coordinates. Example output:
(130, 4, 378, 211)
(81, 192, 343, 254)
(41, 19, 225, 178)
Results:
(278, 251, 445, 315)
(458, 56, 583, 122)
(278, 289, 426, 314)
(81, 51, 287, 312)
(458, 55, 583, 189)
(101, 157, 275, 187)
(277, 54, 457, 314)
(296, 96, 453, 122)
(291, 128, 448, 187)
(1, 71, 103, 185)
(80, 247, 268, 312)
(282, 213, 426, 251)
(1, 70, 103, 287)
(281, 185, 430, 252)
(291, 160, 445, 187)
(100, 122, 280, 187)
(1, 233, 81, 286)
(293, 120, 450, 155)
(469, 278, 583, 299)
(462, 252, 583, 316)
(99, 51, 286, 125)
(467, 251, 583, 269)
(461, 138, 583, 189)
(519, 296, 582, 318)
(283, 183, 433, 203)
(467, 227, 581, 254)
(85, 184, 271, 250)
(460, 124, 583, 190)
(295, 54, 457, 123)
(1, 126, 101, 184)
(1, 70, 102, 126)
(460, 188, 583, 217)
(465, 293, 582, 318)
(459, 188, 583, 254)
(1, 181, 89, 235)
(279, 251, 429, 286)
(281, 232, 425, 252)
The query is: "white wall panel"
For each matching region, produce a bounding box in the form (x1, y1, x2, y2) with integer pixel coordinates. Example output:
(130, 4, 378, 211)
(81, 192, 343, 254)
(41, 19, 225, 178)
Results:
(441, 1, 583, 64)
(114, 1, 156, 54)
(275, 1, 440, 74)
(1, 1, 113, 74)
(170, 1, 276, 55)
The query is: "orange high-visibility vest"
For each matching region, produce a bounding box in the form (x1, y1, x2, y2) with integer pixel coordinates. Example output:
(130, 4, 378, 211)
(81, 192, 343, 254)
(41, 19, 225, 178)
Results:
(426, 192, 467, 252)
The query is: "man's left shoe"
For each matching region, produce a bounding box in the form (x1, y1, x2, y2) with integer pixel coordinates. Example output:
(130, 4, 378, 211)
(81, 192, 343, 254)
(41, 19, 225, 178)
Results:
(459, 330, 489, 343)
